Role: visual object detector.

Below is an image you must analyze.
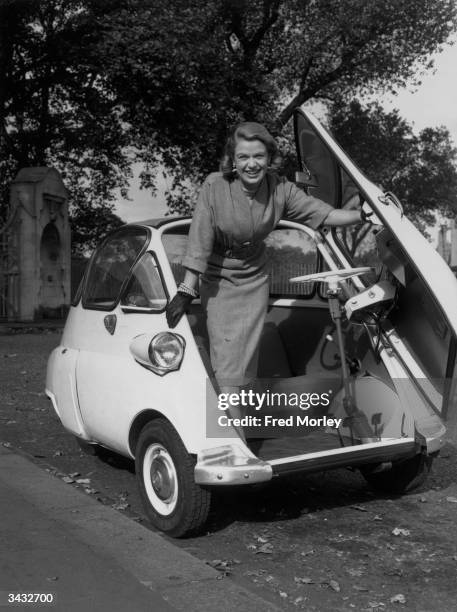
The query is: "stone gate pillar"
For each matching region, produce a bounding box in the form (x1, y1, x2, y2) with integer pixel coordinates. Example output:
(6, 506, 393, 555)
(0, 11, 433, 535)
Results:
(9, 168, 70, 321)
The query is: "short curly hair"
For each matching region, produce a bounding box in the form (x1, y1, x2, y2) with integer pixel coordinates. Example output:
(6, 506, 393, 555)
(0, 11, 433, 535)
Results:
(219, 122, 282, 179)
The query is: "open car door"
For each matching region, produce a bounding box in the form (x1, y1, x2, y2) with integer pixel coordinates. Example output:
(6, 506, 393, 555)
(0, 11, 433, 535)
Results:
(293, 108, 457, 442)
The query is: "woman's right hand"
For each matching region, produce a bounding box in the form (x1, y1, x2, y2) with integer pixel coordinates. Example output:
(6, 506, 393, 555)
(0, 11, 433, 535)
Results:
(166, 292, 194, 328)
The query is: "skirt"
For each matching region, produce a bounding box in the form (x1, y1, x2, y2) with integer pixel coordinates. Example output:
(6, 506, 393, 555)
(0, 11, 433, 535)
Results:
(200, 272, 269, 387)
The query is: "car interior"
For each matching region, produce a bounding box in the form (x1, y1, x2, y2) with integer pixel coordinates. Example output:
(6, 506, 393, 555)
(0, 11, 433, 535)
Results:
(161, 224, 436, 462)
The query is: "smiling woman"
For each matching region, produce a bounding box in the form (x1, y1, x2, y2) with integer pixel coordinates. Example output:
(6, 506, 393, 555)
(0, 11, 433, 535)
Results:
(165, 121, 363, 439)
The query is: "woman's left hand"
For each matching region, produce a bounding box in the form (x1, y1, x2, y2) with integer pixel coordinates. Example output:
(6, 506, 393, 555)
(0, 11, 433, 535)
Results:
(166, 293, 193, 328)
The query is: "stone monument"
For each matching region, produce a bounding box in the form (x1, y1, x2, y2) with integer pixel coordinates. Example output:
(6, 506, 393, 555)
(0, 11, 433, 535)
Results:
(3, 167, 71, 321)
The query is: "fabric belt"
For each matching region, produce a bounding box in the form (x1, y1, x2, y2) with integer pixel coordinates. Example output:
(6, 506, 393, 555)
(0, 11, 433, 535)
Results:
(213, 242, 260, 259)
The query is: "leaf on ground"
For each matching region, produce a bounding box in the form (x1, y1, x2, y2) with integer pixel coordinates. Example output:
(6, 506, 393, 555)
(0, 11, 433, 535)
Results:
(294, 576, 314, 584)
(256, 535, 269, 543)
(329, 580, 341, 592)
(246, 569, 267, 577)
(373, 515, 383, 521)
(61, 476, 75, 483)
(76, 478, 91, 484)
(346, 568, 364, 577)
(206, 559, 233, 574)
(300, 549, 315, 556)
(69, 472, 80, 478)
(445, 496, 457, 503)
(353, 585, 369, 591)
(392, 527, 410, 536)
(390, 593, 406, 604)
(256, 543, 274, 554)
(111, 502, 129, 510)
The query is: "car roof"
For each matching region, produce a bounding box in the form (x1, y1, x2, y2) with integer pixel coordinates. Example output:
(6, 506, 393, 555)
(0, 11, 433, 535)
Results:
(125, 216, 191, 229)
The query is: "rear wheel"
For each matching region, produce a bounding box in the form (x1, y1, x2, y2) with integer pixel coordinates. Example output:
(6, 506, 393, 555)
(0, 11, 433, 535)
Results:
(135, 419, 211, 537)
(361, 453, 434, 494)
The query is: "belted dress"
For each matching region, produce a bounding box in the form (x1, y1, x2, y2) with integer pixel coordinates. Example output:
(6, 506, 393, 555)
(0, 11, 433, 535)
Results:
(183, 172, 334, 387)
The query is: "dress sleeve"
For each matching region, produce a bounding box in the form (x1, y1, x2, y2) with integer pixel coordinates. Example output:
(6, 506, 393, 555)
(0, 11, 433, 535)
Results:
(283, 181, 334, 229)
(183, 179, 215, 274)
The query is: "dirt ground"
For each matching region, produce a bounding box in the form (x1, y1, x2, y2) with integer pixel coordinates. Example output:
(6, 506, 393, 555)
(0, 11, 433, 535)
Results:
(1, 331, 457, 612)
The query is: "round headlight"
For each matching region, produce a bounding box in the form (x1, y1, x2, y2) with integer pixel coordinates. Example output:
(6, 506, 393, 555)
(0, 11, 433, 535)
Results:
(148, 332, 185, 371)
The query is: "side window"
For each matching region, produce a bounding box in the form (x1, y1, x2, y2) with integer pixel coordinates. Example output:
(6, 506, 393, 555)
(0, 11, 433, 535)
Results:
(120, 253, 167, 311)
(333, 168, 380, 286)
(83, 228, 149, 310)
(295, 114, 340, 208)
(265, 229, 318, 297)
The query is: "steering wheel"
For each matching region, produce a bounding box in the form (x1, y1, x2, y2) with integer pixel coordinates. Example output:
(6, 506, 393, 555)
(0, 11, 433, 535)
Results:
(290, 267, 372, 292)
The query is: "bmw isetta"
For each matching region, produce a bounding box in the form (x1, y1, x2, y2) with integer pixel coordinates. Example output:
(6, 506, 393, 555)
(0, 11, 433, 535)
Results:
(46, 109, 457, 537)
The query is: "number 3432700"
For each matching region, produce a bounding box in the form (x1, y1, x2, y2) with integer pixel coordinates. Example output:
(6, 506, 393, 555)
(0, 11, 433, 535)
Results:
(6, 593, 55, 604)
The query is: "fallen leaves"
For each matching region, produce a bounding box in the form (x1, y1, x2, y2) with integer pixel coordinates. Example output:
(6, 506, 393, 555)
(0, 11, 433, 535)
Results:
(346, 568, 365, 577)
(256, 543, 274, 554)
(205, 559, 240, 576)
(390, 593, 406, 604)
(328, 579, 341, 592)
(392, 527, 410, 537)
(294, 576, 314, 585)
(111, 492, 130, 511)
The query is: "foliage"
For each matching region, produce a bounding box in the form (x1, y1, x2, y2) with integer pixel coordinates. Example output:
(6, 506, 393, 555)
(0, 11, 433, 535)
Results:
(1, 0, 456, 251)
(0, 0, 128, 251)
(328, 99, 457, 252)
(91, 0, 457, 213)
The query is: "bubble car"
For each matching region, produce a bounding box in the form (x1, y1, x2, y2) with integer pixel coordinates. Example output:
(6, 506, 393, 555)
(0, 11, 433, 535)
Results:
(46, 110, 457, 536)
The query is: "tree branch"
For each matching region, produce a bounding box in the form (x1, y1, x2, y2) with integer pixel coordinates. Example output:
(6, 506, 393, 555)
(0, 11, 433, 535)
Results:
(276, 21, 390, 129)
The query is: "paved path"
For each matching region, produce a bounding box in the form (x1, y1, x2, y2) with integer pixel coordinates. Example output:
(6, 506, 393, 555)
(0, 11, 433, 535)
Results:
(0, 446, 281, 611)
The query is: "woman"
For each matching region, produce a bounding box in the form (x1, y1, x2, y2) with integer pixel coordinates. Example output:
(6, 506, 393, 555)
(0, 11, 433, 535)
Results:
(166, 122, 367, 427)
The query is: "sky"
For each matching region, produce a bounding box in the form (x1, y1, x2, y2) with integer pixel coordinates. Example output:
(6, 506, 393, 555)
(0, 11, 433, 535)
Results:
(114, 40, 457, 232)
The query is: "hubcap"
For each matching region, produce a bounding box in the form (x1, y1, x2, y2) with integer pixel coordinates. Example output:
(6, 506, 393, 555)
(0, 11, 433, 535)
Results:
(150, 452, 175, 501)
(143, 443, 178, 516)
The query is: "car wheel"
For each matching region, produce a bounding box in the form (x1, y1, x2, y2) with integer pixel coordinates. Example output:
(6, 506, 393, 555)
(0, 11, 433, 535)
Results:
(361, 453, 434, 494)
(135, 419, 211, 537)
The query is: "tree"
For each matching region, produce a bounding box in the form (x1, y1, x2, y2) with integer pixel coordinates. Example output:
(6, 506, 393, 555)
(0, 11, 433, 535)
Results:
(0, 0, 128, 251)
(1, 0, 456, 250)
(328, 99, 457, 254)
(93, 0, 457, 214)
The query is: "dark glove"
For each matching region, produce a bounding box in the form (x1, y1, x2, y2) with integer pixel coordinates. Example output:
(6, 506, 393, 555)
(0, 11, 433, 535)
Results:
(166, 292, 193, 328)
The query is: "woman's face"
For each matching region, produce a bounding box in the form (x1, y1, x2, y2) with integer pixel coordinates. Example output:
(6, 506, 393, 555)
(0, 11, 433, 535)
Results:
(233, 138, 269, 190)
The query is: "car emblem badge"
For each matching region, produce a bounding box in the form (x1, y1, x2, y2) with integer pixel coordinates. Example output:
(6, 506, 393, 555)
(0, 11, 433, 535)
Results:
(104, 314, 117, 335)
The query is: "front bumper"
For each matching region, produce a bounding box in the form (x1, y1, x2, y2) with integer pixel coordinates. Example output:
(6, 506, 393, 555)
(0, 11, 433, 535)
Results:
(194, 445, 273, 485)
(194, 437, 422, 485)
